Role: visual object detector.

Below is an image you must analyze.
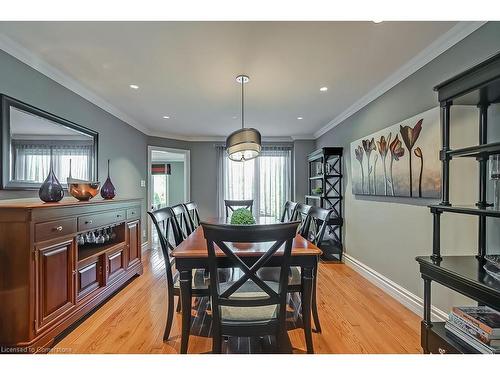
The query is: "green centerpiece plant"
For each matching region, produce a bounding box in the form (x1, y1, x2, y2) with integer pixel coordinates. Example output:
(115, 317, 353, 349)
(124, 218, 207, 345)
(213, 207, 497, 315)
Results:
(230, 208, 256, 225)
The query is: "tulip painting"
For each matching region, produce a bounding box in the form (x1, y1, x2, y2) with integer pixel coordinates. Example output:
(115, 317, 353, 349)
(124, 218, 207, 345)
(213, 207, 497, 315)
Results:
(354, 145, 365, 193)
(389, 135, 405, 196)
(400, 119, 423, 197)
(377, 133, 391, 195)
(362, 138, 376, 194)
(350, 107, 440, 199)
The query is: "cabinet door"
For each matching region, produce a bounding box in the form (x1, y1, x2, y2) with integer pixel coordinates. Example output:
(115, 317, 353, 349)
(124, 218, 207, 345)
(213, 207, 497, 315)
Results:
(106, 247, 126, 282)
(36, 239, 76, 331)
(77, 256, 103, 300)
(126, 220, 141, 267)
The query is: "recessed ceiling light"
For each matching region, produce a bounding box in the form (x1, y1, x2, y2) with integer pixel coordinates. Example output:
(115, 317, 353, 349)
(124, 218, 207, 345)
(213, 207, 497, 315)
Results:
(372, 20, 383, 24)
(163, 115, 170, 119)
(320, 86, 328, 92)
(129, 84, 139, 90)
(297, 117, 303, 120)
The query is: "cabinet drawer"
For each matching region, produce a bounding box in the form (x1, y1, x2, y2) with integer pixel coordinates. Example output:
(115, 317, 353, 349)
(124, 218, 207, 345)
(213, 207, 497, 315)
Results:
(35, 218, 77, 243)
(126, 207, 140, 220)
(425, 325, 461, 354)
(78, 210, 126, 231)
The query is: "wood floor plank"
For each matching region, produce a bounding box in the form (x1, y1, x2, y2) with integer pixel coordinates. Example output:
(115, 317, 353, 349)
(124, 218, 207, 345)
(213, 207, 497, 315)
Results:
(50, 247, 421, 354)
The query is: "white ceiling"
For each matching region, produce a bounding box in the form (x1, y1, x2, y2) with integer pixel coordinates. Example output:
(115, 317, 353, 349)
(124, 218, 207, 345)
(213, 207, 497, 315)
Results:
(0, 21, 474, 140)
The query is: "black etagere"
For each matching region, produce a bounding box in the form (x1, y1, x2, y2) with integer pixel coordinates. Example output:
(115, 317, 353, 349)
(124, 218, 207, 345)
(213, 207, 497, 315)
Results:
(416, 51, 500, 354)
(306, 147, 344, 261)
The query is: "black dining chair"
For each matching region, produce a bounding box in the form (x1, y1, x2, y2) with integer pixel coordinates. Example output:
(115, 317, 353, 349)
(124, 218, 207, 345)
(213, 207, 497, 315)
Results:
(280, 201, 297, 223)
(201, 221, 301, 353)
(183, 201, 201, 232)
(148, 207, 212, 341)
(292, 203, 311, 232)
(224, 199, 254, 219)
(171, 203, 194, 238)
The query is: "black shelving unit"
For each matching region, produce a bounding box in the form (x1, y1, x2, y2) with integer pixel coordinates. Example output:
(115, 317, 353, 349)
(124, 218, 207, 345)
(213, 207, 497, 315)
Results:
(306, 147, 344, 261)
(416, 51, 500, 354)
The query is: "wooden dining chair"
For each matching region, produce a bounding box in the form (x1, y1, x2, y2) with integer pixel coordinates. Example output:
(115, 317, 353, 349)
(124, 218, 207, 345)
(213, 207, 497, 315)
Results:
(224, 199, 254, 219)
(201, 221, 300, 353)
(280, 201, 297, 223)
(171, 203, 194, 238)
(183, 201, 201, 232)
(148, 207, 212, 341)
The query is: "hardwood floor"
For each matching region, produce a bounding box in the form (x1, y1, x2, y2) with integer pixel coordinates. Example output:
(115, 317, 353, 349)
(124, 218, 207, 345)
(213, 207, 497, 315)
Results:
(50, 247, 422, 354)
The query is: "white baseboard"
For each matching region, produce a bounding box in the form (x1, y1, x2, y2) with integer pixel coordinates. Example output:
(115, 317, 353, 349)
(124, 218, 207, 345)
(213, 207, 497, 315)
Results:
(343, 253, 448, 322)
(141, 241, 149, 253)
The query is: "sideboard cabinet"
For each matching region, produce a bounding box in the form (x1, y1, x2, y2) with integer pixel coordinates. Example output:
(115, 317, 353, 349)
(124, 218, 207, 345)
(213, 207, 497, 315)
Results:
(0, 198, 143, 351)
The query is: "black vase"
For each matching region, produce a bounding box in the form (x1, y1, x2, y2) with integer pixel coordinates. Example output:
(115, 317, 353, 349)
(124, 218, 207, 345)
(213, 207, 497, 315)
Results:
(101, 159, 116, 200)
(39, 163, 64, 203)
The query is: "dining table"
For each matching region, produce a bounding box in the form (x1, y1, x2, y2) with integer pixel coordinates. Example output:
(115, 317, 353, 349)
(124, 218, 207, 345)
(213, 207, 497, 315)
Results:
(171, 216, 322, 354)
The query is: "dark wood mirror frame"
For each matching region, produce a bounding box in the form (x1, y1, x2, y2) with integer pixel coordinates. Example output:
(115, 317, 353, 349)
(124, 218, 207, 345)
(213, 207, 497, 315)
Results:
(0, 94, 98, 190)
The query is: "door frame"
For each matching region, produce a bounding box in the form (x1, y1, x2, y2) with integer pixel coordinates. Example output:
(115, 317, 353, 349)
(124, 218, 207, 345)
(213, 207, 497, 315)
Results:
(147, 145, 191, 246)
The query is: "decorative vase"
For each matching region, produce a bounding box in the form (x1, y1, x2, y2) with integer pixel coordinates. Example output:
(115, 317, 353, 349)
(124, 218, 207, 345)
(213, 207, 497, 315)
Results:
(101, 159, 116, 199)
(39, 153, 64, 203)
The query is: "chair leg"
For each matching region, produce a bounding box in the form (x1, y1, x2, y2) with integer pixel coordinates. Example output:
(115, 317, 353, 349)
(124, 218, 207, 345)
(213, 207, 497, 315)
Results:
(212, 329, 222, 354)
(312, 263, 322, 333)
(164, 289, 175, 341)
(176, 296, 182, 312)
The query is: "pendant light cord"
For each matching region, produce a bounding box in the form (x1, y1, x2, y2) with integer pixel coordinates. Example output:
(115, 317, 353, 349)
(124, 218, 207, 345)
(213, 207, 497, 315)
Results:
(241, 77, 244, 130)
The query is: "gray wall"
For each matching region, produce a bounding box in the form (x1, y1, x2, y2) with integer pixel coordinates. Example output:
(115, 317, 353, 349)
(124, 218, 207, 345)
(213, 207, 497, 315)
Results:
(316, 22, 500, 312)
(0, 50, 149, 242)
(293, 140, 316, 201)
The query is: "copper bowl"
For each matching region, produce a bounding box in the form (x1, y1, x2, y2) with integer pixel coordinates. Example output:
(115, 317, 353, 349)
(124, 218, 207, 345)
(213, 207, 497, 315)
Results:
(68, 181, 101, 201)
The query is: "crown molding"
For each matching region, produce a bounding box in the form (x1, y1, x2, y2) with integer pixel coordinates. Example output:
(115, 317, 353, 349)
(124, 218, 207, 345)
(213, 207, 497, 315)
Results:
(313, 21, 487, 139)
(0, 33, 154, 136)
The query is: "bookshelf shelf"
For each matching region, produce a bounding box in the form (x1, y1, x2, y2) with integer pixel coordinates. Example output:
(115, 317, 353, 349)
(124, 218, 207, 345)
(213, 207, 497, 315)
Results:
(417, 51, 500, 354)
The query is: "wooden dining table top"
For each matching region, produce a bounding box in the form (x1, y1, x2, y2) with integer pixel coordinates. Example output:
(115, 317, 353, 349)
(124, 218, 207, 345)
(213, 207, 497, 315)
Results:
(171, 217, 322, 259)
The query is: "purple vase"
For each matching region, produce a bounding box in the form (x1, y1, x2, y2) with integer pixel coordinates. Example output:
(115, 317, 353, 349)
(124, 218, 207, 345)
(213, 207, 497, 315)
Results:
(101, 159, 116, 199)
(39, 156, 64, 203)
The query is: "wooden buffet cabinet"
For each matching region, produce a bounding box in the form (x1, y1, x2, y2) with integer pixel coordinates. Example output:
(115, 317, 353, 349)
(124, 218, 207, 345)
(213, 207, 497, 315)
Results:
(0, 198, 143, 352)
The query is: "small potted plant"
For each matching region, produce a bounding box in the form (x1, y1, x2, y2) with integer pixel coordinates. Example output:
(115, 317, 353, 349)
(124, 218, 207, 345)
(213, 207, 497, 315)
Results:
(230, 208, 256, 225)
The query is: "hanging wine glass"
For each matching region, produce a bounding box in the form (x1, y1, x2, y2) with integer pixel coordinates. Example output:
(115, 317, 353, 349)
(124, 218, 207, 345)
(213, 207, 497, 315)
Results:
(76, 234, 85, 246)
(103, 227, 111, 242)
(110, 226, 117, 241)
(86, 231, 96, 244)
(490, 155, 500, 209)
(96, 230, 105, 244)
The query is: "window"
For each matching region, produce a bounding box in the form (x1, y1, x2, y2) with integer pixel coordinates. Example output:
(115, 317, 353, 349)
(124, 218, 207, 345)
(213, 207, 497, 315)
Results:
(11, 140, 94, 184)
(217, 145, 292, 220)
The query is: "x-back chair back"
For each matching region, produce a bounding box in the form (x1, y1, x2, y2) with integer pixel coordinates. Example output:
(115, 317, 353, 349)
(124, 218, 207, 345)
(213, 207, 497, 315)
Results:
(183, 201, 201, 231)
(280, 201, 298, 223)
(292, 203, 311, 233)
(171, 203, 194, 238)
(301, 206, 334, 245)
(201, 221, 300, 353)
(224, 199, 254, 219)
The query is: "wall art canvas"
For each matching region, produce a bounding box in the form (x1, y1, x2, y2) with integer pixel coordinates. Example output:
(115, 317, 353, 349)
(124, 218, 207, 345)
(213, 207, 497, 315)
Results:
(350, 107, 441, 198)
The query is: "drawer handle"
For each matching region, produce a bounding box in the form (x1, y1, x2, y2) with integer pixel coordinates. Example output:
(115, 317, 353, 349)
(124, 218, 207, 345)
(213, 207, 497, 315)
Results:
(54, 226, 63, 232)
(117, 214, 122, 218)
(130, 211, 135, 215)
(438, 347, 446, 354)
(85, 220, 93, 225)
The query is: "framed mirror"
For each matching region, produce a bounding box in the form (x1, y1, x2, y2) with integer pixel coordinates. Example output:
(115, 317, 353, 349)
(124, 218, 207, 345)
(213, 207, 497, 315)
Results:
(1, 95, 98, 190)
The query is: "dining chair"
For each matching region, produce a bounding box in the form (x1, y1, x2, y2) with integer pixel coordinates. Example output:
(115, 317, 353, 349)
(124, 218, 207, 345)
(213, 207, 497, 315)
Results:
(183, 201, 201, 232)
(201, 220, 301, 353)
(280, 201, 297, 223)
(292, 203, 311, 232)
(148, 207, 212, 341)
(224, 199, 254, 219)
(171, 203, 194, 238)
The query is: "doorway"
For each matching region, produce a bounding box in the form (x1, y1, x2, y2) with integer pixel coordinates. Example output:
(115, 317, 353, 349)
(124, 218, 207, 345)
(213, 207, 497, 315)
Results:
(147, 146, 190, 246)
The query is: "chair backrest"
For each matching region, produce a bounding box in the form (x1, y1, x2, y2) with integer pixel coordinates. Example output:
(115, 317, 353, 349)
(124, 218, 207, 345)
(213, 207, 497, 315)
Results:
(224, 199, 254, 219)
(292, 203, 311, 233)
(171, 203, 194, 238)
(201, 221, 300, 334)
(280, 201, 297, 223)
(301, 206, 334, 246)
(183, 201, 201, 231)
(147, 207, 184, 287)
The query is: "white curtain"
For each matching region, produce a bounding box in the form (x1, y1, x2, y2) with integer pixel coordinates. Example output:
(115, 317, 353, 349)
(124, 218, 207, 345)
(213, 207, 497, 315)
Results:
(216, 144, 292, 220)
(12, 141, 94, 183)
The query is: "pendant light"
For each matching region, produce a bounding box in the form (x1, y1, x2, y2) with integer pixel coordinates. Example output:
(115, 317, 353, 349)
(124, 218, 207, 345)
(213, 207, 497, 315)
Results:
(226, 74, 262, 162)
